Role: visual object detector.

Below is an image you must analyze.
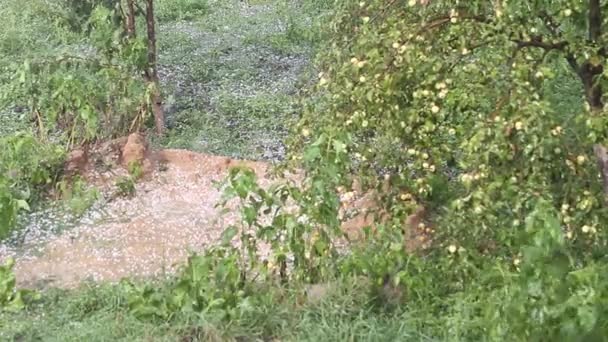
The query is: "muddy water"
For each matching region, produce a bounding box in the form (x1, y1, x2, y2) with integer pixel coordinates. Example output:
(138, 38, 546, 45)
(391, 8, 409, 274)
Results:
(0, 150, 273, 288)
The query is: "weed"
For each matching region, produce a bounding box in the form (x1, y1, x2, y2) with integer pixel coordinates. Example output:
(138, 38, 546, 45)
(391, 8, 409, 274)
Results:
(56, 176, 100, 216)
(0, 258, 38, 312)
(127, 161, 144, 180)
(115, 176, 136, 198)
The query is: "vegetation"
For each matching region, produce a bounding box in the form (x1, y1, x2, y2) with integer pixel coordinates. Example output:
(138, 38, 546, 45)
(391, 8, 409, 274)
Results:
(0, 0, 165, 235)
(0, 134, 65, 237)
(56, 176, 101, 217)
(156, 0, 208, 22)
(2, 0, 608, 341)
(155, 0, 320, 159)
(0, 258, 38, 312)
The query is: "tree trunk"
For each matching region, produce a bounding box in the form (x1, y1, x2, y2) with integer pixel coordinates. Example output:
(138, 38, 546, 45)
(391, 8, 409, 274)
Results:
(579, 0, 608, 203)
(126, 0, 136, 39)
(579, 67, 608, 203)
(580, 62, 604, 111)
(594, 145, 608, 204)
(144, 0, 164, 135)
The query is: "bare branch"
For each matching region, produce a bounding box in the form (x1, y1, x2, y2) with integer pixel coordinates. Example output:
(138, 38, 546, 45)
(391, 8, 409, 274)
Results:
(512, 36, 568, 51)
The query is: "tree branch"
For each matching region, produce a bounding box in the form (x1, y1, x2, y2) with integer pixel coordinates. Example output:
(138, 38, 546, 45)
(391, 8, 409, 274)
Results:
(512, 36, 568, 51)
(144, 0, 164, 135)
(421, 12, 490, 33)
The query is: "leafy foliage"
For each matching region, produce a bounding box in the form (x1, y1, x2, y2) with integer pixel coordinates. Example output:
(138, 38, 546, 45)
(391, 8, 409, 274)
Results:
(115, 176, 137, 197)
(313, 0, 608, 252)
(0, 0, 167, 236)
(55, 176, 100, 216)
(288, 0, 608, 338)
(0, 258, 38, 312)
(0, 134, 65, 237)
(3, 4, 150, 144)
(123, 247, 251, 320)
(63, 0, 120, 32)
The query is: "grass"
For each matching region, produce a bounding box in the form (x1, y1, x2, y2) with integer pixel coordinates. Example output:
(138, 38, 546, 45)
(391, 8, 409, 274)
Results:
(156, 0, 209, 22)
(153, 0, 319, 160)
(0, 285, 175, 341)
(0, 0, 319, 161)
(161, 91, 296, 158)
(0, 279, 429, 341)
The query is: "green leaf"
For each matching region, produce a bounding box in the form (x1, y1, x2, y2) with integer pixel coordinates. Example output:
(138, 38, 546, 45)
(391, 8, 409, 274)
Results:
(15, 200, 29, 211)
(243, 206, 257, 226)
(221, 226, 239, 245)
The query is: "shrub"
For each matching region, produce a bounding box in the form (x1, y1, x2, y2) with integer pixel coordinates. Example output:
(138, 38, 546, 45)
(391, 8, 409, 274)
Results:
(56, 176, 100, 216)
(294, 0, 608, 264)
(282, 0, 608, 337)
(62, 0, 120, 32)
(0, 134, 65, 237)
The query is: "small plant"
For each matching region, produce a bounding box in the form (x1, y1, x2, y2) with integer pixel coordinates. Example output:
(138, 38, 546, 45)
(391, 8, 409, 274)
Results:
(124, 247, 249, 320)
(127, 161, 144, 180)
(56, 176, 100, 216)
(115, 176, 136, 197)
(115, 161, 143, 198)
(0, 258, 38, 312)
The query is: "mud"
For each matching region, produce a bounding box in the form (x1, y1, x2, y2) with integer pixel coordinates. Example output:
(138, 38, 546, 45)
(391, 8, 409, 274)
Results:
(1, 149, 272, 288)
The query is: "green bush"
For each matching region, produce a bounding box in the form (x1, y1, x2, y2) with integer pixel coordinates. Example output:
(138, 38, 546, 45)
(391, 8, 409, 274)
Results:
(115, 176, 137, 197)
(1, 2, 151, 143)
(282, 0, 608, 338)
(56, 176, 100, 216)
(123, 247, 251, 320)
(0, 134, 65, 237)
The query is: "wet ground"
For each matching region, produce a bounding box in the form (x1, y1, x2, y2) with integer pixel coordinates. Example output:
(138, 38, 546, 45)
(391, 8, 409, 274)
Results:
(0, 150, 275, 288)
